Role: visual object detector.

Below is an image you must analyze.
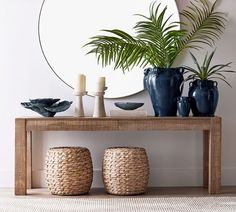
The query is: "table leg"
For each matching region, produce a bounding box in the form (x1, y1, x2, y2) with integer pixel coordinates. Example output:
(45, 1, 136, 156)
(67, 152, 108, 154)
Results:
(27, 131, 32, 189)
(15, 119, 27, 195)
(203, 130, 209, 188)
(208, 117, 221, 194)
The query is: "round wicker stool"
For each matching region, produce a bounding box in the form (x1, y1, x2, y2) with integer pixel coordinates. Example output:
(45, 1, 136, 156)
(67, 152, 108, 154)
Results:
(45, 147, 93, 195)
(102, 147, 149, 195)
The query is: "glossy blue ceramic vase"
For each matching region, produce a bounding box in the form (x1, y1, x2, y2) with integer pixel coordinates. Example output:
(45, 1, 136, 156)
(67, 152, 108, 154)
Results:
(177, 96, 190, 117)
(188, 80, 219, 117)
(144, 68, 184, 116)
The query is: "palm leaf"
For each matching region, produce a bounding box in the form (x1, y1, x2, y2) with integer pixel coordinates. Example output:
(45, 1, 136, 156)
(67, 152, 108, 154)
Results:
(134, 3, 186, 67)
(84, 0, 227, 71)
(85, 31, 149, 70)
(178, 0, 227, 54)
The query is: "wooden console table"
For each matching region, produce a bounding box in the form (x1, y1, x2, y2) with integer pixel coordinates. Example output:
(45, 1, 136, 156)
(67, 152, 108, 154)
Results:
(15, 116, 221, 195)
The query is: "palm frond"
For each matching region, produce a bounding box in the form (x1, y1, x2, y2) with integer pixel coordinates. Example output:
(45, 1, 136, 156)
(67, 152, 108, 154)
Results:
(84, 0, 227, 71)
(179, 0, 227, 51)
(134, 2, 185, 67)
(85, 30, 149, 70)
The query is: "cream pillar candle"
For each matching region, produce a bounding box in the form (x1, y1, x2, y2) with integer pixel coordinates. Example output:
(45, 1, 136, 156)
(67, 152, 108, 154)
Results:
(95, 77, 106, 92)
(74, 74, 86, 94)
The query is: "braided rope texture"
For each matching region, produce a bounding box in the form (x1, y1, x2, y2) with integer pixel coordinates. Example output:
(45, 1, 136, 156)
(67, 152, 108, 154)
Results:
(103, 147, 149, 195)
(45, 147, 93, 195)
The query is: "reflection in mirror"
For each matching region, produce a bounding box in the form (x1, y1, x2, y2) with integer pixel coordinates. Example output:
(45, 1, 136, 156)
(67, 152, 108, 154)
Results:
(39, 0, 179, 98)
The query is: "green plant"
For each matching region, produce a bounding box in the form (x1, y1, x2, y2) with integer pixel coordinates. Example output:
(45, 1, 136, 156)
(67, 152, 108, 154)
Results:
(84, 0, 227, 71)
(184, 50, 235, 86)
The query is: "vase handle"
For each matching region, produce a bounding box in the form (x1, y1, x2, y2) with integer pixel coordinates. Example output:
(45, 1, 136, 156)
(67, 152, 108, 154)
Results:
(143, 68, 151, 90)
(179, 67, 185, 74)
(144, 68, 151, 76)
(178, 67, 185, 95)
(213, 81, 218, 87)
(180, 81, 184, 95)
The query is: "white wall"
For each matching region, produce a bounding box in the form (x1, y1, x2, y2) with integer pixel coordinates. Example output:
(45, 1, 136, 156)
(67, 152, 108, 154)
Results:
(0, 0, 236, 188)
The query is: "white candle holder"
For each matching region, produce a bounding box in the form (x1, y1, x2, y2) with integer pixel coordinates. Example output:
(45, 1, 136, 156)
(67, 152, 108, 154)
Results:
(92, 88, 107, 118)
(74, 91, 87, 117)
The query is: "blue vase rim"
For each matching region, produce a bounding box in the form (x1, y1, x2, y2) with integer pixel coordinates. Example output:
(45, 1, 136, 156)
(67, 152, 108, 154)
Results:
(189, 79, 218, 87)
(190, 79, 217, 83)
(152, 67, 182, 71)
(177, 96, 190, 101)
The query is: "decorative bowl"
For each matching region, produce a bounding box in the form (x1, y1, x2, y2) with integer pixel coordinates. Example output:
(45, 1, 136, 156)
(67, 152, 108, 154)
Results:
(21, 98, 72, 117)
(29, 98, 60, 106)
(114, 102, 144, 110)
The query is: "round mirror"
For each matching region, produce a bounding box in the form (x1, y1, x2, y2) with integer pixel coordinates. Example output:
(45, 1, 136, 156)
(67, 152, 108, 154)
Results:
(39, 0, 180, 98)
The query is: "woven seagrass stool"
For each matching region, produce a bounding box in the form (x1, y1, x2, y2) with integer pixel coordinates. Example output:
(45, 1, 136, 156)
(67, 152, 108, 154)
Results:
(45, 147, 93, 195)
(102, 147, 149, 195)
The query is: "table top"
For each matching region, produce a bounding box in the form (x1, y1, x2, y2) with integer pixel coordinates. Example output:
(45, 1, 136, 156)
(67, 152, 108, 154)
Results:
(15, 116, 221, 131)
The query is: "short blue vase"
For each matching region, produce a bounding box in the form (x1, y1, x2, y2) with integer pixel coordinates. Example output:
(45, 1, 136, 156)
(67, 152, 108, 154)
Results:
(177, 96, 191, 117)
(188, 80, 219, 117)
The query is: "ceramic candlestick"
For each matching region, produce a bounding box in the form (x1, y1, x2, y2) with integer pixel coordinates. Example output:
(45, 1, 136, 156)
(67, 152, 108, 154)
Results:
(74, 91, 87, 117)
(92, 88, 107, 117)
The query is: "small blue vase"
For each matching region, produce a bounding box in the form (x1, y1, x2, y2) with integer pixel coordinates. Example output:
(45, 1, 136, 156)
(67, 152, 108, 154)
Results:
(177, 97, 190, 117)
(188, 80, 219, 117)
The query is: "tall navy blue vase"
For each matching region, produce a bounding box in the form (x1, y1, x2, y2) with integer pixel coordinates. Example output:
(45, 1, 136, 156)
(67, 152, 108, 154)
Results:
(144, 68, 184, 116)
(188, 80, 219, 117)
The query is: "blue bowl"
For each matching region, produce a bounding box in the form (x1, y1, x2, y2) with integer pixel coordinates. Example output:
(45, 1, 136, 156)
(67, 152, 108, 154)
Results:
(114, 102, 144, 110)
